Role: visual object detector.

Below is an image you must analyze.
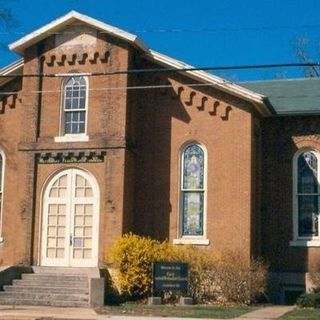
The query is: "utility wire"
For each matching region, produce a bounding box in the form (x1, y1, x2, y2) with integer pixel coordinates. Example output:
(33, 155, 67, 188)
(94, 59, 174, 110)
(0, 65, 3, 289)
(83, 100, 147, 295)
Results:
(0, 82, 217, 95)
(1, 63, 320, 78)
(2, 23, 320, 35)
(1, 82, 320, 98)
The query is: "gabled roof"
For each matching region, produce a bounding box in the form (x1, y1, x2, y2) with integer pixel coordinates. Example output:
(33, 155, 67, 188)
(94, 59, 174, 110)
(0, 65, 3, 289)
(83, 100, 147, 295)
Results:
(9, 10, 148, 54)
(242, 78, 320, 115)
(148, 50, 270, 114)
(4, 11, 271, 116)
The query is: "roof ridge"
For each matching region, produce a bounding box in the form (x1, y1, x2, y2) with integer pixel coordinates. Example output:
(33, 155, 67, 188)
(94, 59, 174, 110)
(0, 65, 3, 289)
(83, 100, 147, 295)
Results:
(9, 10, 148, 54)
(2, 11, 271, 115)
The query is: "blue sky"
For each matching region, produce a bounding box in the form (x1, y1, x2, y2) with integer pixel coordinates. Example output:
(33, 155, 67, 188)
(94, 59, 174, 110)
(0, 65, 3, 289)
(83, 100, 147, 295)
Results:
(1, 0, 320, 81)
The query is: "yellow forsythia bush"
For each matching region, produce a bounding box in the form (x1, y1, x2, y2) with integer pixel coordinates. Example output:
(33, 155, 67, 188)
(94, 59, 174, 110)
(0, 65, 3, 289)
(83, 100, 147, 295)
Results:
(107, 233, 268, 304)
(107, 233, 179, 299)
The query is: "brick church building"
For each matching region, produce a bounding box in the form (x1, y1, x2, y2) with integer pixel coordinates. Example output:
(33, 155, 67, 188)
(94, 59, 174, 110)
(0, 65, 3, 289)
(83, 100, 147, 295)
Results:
(1, 11, 320, 303)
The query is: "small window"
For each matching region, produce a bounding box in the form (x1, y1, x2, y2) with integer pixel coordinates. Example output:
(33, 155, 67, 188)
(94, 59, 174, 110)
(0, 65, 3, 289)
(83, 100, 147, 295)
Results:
(181, 144, 206, 237)
(291, 150, 320, 246)
(62, 76, 87, 135)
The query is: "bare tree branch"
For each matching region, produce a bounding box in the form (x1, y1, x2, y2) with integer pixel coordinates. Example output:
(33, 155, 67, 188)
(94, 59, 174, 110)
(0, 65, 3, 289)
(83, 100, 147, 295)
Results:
(293, 36, 320, 77)
(0, 1, 18, 52)
(0, 0, 17, 29)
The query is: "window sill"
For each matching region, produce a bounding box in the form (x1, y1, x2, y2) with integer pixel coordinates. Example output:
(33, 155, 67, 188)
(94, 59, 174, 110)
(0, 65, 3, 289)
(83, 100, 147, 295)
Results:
(173, 238, 210, 246)
(54, 135, 89, 143)
(290, 240, 320, 247)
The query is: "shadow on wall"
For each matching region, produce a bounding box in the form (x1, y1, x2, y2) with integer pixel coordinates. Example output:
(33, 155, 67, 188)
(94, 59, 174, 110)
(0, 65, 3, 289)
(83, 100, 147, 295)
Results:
(130, 74, 191, 241)
(262, 116, 320, 303)
(129, 61, 247, 241)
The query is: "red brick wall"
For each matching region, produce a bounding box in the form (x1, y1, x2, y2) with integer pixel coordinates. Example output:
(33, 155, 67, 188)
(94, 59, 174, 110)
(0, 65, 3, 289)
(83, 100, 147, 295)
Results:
(262, 116, 320, 272)
(0, 26, 260, 268)
(131, 60, 256, 264)
(0, 78, 27, 265)
(0, 25, 135, 266)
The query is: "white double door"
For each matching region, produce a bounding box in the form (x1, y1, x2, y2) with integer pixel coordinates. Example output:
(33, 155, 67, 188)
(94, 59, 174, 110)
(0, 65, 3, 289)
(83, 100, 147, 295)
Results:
(41, 168, 99, 267)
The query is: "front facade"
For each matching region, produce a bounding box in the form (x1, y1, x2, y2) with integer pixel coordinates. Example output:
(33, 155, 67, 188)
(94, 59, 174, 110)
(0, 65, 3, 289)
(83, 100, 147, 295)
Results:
(1, 11, 319, 303)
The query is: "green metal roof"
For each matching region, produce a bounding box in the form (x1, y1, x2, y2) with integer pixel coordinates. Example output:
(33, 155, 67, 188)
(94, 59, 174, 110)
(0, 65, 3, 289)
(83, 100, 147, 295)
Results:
(241, 78, 320, 115)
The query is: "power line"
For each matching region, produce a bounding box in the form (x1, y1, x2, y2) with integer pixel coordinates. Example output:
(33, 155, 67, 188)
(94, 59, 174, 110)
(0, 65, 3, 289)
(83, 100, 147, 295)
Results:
(0, 82, 217, 95)
(1, 63, 320, 79)
(2, 23, 320, 36)
(1, 82, 320, 99)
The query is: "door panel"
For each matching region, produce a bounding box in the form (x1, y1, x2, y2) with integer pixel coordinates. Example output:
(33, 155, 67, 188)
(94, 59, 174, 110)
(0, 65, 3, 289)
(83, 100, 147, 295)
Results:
(41, 169, 99, 267)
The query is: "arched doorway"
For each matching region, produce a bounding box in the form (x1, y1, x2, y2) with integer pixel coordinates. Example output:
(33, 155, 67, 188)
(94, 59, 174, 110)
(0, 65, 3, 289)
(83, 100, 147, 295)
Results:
(41, 168, 99, 267)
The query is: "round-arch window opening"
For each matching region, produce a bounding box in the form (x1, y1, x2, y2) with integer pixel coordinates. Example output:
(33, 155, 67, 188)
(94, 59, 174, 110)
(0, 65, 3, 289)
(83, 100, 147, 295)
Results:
(181, 144, 205, 236)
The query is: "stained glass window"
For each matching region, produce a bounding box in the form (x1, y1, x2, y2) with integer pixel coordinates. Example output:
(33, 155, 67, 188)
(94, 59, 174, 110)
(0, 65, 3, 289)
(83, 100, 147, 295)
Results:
(181, 144, 205, 236)
(0, 153, 3, 224)
(63, 76, 87, 134)
(297, 151, 319, 237)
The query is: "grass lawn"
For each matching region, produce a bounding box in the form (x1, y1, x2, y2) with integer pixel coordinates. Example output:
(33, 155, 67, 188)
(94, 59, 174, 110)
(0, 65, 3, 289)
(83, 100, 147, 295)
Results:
(96, 303, 256, 319)
(280, 308, 320, 320)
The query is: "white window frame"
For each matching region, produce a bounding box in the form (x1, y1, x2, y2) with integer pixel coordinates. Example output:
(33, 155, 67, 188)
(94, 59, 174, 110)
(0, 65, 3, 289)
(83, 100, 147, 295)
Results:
(54, 75, 89, 143)
(290, 149, 320, 247)
(173, 142, 209, 245)
(0, 151, 5, 242)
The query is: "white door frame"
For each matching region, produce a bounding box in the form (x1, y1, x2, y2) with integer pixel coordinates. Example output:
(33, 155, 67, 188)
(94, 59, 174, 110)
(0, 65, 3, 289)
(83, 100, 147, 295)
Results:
(40, 168, 100, 267)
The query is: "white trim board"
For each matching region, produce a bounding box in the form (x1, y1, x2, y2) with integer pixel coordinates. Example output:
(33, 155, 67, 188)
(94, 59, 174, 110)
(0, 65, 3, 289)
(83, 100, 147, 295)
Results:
(9, 11, 148, 54)
(0, 59, 23, 87)
(4, 11, 270, 116)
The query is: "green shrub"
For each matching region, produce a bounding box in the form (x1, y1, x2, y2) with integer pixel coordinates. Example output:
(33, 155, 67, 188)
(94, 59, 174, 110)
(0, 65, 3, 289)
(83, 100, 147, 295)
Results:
(107, 233, 268, 304)
(297, 292, 320, 308)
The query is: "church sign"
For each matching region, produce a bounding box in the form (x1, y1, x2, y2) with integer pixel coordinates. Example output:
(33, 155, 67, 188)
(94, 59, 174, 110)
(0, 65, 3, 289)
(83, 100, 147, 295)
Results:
(152, 262, 188, 294)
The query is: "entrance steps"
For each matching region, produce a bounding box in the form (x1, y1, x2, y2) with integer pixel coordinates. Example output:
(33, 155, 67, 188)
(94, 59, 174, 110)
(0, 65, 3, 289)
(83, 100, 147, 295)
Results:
(0, 267, 99, 307)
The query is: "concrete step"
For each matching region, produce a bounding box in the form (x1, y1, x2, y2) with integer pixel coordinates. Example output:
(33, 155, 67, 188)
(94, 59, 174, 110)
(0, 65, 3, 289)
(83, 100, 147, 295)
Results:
(32, 266, 100, 277)
(3, 285, 89, 294)
(0, 267, 95, 307)
(12, 279, 88, 288)
(21, 273, 88, 281)
(0, 292, 88, 302)
(0, 297, 89, 307)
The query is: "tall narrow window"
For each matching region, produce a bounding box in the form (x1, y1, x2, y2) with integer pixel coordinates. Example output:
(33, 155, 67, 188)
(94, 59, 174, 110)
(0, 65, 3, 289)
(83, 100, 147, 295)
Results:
(296, 151, 320, 238)
(181, 144, 205, 236)
(0, 152, 4, 228)
(62, 76, 87, 135)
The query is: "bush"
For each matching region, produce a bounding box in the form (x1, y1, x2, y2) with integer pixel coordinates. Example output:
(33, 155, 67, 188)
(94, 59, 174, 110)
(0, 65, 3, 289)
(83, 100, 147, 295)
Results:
(297, 292, 320, 308)
(107, 233, 268, 304)
(211, 253, 267, 304)
(107, 233, 179, 299)
(309, 272, 320, 290)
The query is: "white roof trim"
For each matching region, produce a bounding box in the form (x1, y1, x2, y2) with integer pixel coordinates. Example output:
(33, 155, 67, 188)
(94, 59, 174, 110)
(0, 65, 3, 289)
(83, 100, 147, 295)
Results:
(0, 59, 23, 75)
(0, 59, 23, 87)
(5, 11, 270, 115)
(147, 50, 270, 115)
(9, 10, 148, 54)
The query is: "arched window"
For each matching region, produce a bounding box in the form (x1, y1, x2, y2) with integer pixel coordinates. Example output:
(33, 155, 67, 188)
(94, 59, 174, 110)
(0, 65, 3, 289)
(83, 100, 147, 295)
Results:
(62, 76, 87, 135)
(180, 144, 206, 237)
(0, 152, 4, 231)
(292, 150, 320, 244)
